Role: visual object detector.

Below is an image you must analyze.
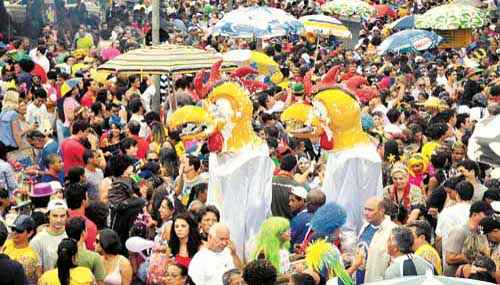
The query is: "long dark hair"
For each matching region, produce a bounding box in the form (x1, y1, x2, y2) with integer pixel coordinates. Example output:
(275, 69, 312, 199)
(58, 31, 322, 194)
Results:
(168, 212, 201, 258)
(57, 238, 78, 285)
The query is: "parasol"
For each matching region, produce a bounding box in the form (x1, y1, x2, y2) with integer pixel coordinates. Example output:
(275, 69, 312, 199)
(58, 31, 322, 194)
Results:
(368, 272, 495, 285)
(467, 115, 500, 168)
(415, 4, 490, 30)
(211, 6, 304, 38)
(321, 0, 376, 19)
(377, 29, 443, 55)
(222, 49, 281, 78)
(97, 44, 237, 75)
(387, 15, 416, 31)
(373, 4, 397, 18)
(100, 46, 121, 61)
(299, 14, 352, 38)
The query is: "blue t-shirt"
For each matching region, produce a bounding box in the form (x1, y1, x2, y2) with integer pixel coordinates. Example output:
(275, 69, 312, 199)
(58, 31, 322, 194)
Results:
(0, 110, 18, 148)
(356, 224, 379, 285)
(37, 139, 60, 171)
(40, 172, 64, 184)
(290, 210, 313, 248)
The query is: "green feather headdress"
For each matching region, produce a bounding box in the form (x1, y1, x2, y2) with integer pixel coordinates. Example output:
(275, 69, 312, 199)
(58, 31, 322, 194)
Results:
(305, 239, 353, 285)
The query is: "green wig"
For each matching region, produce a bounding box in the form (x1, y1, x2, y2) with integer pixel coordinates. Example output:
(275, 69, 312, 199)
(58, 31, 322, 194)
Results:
(252, 217, 291, 273)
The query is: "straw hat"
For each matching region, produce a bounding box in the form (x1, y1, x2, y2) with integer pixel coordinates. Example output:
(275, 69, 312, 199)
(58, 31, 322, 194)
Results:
(1, 90, 19, 111)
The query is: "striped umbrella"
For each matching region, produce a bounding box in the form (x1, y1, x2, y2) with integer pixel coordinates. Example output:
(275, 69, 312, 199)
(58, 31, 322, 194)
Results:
(299, 14, 352, 38)
(321, 0, 376, 19)
(97, 45, 237, 75)
(415, 4, 490, 30)
(212, 6, 303, 38)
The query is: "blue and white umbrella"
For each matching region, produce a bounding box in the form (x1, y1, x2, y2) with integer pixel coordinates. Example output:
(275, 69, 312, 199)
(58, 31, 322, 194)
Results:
(387, 15, 416, 31)
(377, 29, 443, 55)
(212, 6, 304, 38)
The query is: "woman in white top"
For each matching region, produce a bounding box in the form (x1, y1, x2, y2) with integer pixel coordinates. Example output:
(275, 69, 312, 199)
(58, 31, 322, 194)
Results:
(97, 229, 133, 285)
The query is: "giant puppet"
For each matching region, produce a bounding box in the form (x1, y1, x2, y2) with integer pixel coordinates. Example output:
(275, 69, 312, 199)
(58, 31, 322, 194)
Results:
(281, 67, 383, 247)
(167, 62, 274, 258)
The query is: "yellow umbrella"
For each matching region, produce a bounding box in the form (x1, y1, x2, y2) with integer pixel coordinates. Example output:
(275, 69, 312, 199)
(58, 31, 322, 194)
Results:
(222, 49, 283, 84)
(90, 69, 110, 84)
(299, 15, 352, 38)
(71, 63, 88, 76)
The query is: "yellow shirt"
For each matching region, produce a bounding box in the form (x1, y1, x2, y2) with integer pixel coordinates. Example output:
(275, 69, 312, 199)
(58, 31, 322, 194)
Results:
(415, 243, 442, 275)
(38, 266, 94, 285)
(3, 239, 41, 283)
(76, 35, 94, 50)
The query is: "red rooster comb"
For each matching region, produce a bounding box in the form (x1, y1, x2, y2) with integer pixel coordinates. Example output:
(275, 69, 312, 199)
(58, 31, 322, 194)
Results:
(193, 60, 223, 99)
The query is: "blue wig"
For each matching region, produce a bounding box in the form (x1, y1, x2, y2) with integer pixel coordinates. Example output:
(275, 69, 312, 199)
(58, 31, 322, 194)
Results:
(361, 113, 374, 132)
(310, 202, 347, 236)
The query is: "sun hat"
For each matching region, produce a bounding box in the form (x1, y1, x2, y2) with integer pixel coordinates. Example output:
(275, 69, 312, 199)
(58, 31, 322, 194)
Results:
(30, 182, 55, 198)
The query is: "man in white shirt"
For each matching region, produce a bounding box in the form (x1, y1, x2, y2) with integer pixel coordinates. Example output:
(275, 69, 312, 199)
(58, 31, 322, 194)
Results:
(26, 88, 49, 132)
(383, 108, 404, 137)
(435, 181, 474, 262)
(189, 223, 242, 285)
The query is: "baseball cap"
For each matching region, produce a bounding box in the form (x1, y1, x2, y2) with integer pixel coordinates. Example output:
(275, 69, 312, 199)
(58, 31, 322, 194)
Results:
(47, 199, 68, 212)
(480, 216, 500, 234)
(10, 214, 36, 233)
(291, 186, 308, 200)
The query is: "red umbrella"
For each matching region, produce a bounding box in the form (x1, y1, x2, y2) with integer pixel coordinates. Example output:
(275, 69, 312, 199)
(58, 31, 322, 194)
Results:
(100, 47, 121, 61)
(31, 63, 48, 84)
(373, 4, 397, 18)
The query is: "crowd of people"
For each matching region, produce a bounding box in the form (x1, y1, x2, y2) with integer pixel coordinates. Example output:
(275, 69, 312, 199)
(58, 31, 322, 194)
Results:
(1, 0, 500, 284)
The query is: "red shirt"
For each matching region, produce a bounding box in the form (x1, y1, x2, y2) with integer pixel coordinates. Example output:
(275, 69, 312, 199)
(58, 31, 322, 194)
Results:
(80, 91, 95, 108)
(68, 209, 97, 250)
(61, 137, 86, 175)
(131, 135, 149, 160)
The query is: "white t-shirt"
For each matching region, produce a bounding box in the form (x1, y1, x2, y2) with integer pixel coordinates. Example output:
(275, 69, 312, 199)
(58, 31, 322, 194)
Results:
(188, 247, 235, 285)
(435, 202, 470, 254)
(26, 102, 48, 132)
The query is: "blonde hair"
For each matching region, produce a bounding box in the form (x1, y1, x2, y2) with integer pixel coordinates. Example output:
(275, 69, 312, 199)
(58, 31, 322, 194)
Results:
(1, 90, 19, 112)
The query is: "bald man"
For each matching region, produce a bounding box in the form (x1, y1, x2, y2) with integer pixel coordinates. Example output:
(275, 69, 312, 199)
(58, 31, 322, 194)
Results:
(306, 189, 326, 214)
(189, 223, 242, 285)
(352, 197, 396, 284)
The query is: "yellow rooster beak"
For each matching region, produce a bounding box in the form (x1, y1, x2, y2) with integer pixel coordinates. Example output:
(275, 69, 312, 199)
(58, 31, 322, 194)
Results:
(281, 103, 323, 139)
(167, 105, 215, 142)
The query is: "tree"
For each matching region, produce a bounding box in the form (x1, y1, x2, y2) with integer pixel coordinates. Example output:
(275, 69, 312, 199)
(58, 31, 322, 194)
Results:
(0, 0, 15, 36)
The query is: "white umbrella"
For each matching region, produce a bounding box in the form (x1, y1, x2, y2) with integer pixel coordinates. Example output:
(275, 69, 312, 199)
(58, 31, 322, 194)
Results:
(212, 6, 304, 38)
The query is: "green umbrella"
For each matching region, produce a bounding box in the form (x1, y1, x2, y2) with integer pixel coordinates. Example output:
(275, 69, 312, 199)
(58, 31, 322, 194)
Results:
(415, 4, 490, 30)
(321, 0, 376, 19)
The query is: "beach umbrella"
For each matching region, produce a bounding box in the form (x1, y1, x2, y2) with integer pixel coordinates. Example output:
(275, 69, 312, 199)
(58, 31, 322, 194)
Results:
(377, 29, 443, 55)
(387, 15, 416, 31)
(223, 49, 280, 77)
(373, 4, 397, 18)
(415, 4, 490, 30)
(321, 0, 376, 19)
(212, 6, 303, 38)
(60, 78, 82, 97)
(369, 272, 494, 285)
(100, 46, 121, 61)
(468, 115, 500, 167)
(97, 44, 236, 75)
(299, 14, 351, 38)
